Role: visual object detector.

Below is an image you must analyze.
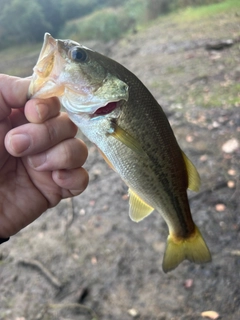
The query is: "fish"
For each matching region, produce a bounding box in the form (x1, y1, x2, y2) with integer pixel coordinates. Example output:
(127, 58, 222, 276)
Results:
(28, 33, 211, 273)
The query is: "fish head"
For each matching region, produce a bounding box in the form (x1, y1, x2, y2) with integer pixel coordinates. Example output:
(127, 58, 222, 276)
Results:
(29, 33, 129, 115)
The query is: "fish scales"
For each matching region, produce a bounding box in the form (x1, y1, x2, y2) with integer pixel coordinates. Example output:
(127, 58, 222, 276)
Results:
(29, 33, 211, 272)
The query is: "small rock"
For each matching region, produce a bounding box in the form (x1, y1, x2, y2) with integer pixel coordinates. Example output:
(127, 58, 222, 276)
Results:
(186, 135, 194, 142)
(201, 310, 220, 319)
(215, 203, 226, 212)
(222, 138, 239, 153)
(91, 256, 98, 265)
(184, 278, 193, 288)
(128, 308, 139, 318)
(227, 180, 235, 188)
(228, 169, 236, 176)
(122, 194, 129, 200)
(79, 208, 86, 215)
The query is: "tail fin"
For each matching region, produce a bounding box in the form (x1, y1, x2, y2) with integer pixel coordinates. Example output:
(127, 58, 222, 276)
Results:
(162, 225, 211, 273)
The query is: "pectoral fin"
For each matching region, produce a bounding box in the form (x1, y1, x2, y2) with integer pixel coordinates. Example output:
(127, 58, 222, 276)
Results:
(181, 151, 201, 192)
(109, 122, 146, 156)
(129, 189, 154, 222)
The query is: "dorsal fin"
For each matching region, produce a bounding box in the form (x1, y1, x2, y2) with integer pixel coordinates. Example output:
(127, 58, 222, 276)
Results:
(129, 189, 154, 222)
(181, 151, 201, 192)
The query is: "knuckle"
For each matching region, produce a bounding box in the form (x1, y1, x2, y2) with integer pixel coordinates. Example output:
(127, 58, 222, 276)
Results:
(44, 120, 57, 143)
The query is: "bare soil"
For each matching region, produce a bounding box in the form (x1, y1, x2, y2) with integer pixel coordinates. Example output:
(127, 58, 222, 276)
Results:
(0, 9, 240, 320)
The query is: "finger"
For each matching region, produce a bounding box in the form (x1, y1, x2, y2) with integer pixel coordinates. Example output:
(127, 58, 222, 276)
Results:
(0, 118, 11, 169)
(25, 97, 61, 123)
(0, 75, 30, 121)
(27, 138, 88, 171)
(5, 112, 78, 156)
(52, 167, 89, 197)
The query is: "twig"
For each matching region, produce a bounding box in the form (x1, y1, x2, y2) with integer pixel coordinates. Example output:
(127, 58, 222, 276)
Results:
(64, 198, 75, 233)
(48, 303, 98, 320)
(18, 258, 62, 289)
(189, 181, 228, 203)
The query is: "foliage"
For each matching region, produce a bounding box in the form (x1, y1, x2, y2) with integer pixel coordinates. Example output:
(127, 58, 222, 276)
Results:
(146, 0, 173, 20)
(0, 0, 239, 49)
(174, 0, 240, 22)
(59, 7, 135, 43)
(60, 0, 99, 21)
(0, 0, 49, 47)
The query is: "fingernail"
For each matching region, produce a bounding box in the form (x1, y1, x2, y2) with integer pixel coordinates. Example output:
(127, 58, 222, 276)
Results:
(36, 104, 48, 121)
(28, 153, 46, 168)
(10, 134, 30, 154)
(56, 169, 71, 180)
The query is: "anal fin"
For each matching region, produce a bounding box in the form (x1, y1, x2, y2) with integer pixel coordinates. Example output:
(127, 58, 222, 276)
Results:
(129, 189, 154, 222)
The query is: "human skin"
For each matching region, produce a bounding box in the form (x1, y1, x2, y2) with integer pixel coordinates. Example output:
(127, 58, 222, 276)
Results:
(0, 74, 89, 238)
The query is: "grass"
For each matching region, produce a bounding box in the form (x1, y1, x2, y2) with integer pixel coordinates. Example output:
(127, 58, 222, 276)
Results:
(174, 0, 240, 22)
(0, 42, 41, 77)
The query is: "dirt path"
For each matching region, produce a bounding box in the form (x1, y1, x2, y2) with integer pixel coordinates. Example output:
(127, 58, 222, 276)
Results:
(0, 9, 240, 320)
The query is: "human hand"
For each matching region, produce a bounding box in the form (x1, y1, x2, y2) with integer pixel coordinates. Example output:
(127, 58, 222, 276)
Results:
(0, 74, 89, 238)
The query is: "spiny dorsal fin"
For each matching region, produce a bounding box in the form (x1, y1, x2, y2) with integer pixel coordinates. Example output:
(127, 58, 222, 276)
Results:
(129, 189, 154, 222)
(181, 151, 201, 192)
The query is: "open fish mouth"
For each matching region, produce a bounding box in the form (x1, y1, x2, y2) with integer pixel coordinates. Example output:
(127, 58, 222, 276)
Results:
(93, 101, 118, 116)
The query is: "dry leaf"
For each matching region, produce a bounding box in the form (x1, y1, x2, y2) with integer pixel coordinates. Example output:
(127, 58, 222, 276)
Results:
(201, 310, 219, 319)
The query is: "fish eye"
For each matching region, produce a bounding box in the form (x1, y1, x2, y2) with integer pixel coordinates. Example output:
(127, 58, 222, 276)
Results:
(70, 47, 88, 63)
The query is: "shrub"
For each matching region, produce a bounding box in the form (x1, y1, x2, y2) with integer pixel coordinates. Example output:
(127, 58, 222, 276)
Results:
(59, 7, 135, 42)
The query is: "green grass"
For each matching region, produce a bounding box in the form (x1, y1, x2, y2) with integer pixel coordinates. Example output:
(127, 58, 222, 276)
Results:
(175, 0, 240, 22)
(183, 82, 240, 108)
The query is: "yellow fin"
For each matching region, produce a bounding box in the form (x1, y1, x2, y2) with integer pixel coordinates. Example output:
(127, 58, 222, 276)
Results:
(162, 225, 211, 273)
(109, 122, 146, 156)
(182, 151, 201, 192)
(129, 189, 154, 222)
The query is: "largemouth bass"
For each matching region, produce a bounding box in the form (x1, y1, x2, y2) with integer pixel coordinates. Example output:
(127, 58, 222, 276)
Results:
(29, 33, 211, 272)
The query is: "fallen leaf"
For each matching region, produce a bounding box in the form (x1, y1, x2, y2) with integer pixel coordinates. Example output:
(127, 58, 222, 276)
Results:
(201, 310, 219, 319)
(222, 138, 239, 153)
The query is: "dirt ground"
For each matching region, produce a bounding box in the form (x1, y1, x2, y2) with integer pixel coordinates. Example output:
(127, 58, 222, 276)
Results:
(0, 8, 240, 320)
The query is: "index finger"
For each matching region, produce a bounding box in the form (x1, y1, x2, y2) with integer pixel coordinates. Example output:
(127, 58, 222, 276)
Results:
(0, 74, 30, 121)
